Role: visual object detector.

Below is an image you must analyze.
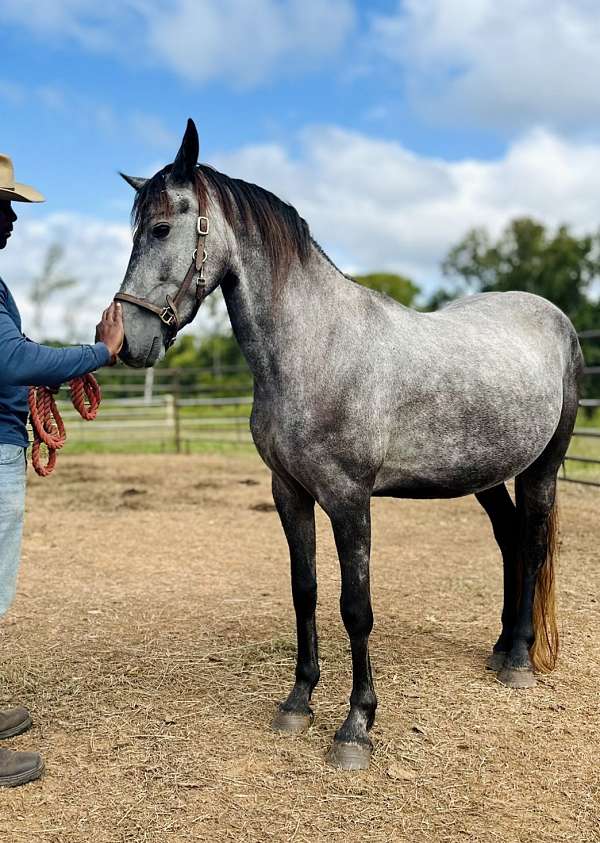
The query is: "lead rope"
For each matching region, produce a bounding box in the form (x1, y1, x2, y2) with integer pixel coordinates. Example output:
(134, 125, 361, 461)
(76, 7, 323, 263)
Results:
(28, 374, 101, 477)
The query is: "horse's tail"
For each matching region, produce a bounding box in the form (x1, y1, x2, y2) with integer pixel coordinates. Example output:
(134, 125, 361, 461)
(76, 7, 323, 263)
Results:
(529, 500, 560, 673)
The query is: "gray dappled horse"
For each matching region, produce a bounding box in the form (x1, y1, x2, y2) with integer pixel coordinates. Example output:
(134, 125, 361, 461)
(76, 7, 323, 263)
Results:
(115, 120, 583, 770)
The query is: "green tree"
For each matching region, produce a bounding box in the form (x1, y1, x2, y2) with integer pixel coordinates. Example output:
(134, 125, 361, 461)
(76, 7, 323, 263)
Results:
(438, 218, 600, 326)
(354, 272, 420, 307)
(159, 330, 250, 396)
(163, 332, 246, 372)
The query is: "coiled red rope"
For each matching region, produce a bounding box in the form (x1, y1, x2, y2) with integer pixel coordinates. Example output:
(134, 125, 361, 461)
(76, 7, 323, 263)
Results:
(28, 374, 101, 476)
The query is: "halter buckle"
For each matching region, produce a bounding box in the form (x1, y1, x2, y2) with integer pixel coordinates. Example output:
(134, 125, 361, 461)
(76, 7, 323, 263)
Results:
(160, 306, 178, 327)
(197, 216, 210, 236)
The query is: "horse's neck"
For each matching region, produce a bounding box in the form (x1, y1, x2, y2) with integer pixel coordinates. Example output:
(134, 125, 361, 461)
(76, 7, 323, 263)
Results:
(221, 241, 348, 387)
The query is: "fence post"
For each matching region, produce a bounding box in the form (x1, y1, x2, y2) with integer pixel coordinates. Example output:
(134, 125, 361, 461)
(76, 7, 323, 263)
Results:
(143, 368, 154, 405)
(174, 370, 181, 454)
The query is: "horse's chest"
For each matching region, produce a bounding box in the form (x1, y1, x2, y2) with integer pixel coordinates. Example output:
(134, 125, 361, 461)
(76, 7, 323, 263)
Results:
(249, 400, 299, 472)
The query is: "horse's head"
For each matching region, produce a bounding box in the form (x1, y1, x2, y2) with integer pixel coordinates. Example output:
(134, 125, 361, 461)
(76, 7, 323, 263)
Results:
(116, 119, 228, 367)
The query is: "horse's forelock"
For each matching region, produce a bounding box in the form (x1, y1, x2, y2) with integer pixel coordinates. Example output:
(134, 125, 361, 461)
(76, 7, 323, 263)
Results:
(131, 166, 174, 232)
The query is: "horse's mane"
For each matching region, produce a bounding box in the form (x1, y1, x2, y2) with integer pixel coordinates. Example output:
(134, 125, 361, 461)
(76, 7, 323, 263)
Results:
(132, 163, 316, 283)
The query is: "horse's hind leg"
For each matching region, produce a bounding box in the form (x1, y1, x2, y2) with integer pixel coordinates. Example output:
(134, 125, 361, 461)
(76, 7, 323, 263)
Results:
(271, 473, 320, 734)
(497, 368, 579, 689)
(497, 469, 559, 688)
(475, 484, 518, 671)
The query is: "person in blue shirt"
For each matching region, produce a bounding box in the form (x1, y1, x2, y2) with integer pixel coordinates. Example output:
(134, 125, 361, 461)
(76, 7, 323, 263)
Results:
(0, 154, 124, 787)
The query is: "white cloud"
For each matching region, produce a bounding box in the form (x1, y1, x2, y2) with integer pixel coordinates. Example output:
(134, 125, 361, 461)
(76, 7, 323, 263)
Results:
(213, 126, 600, 286)
(5, 126, 600, 340)
(3, 0, 356, 87)
(1, 213, 131, 342)
(1, 0, 135, 51)
(6, 0, 598, 134)
(145, 0, 356, 87)
(372, 0, 600, 132)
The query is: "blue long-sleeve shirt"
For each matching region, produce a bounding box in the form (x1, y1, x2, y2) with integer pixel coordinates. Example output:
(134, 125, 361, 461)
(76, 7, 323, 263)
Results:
(0, 277, 111, 448)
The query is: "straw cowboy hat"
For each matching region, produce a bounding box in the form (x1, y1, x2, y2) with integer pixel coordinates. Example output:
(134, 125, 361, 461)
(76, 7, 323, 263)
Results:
(0, 154, 44, 202)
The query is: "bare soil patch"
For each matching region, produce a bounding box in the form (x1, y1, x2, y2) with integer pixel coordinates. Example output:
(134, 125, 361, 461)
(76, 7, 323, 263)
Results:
(0, 453, 599, 842)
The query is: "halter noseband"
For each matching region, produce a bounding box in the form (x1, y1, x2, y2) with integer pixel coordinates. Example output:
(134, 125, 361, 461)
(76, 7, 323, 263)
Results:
(114, 183, 210, 349)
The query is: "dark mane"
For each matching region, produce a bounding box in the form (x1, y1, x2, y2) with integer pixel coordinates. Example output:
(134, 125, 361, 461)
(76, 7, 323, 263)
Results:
(132, 163, 313, 283)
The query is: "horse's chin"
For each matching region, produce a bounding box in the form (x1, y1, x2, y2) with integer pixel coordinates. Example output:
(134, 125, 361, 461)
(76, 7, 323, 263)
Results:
(119, 334, 163, 368)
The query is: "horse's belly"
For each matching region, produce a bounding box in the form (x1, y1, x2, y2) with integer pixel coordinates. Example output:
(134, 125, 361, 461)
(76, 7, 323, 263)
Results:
(373, 462, 523, 499)
(374, 395, 562, 498)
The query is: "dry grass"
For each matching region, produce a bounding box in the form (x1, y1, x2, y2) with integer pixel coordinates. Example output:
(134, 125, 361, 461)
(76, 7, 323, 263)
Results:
(0, 453, 599, 842)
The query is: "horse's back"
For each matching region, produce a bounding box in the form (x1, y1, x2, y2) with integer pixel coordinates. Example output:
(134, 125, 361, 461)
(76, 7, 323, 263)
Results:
(438, 291, 578, 364)
(374, 291, 582, 497)
(391, 291, 580, 393)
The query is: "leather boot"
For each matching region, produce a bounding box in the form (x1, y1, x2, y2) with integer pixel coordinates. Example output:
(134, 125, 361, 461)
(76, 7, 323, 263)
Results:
(0, 747, 44, 787)
(0, 706, 32, 739)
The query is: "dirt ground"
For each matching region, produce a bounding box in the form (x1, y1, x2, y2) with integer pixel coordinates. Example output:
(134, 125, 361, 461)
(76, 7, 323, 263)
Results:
(0, 453, 598, 843)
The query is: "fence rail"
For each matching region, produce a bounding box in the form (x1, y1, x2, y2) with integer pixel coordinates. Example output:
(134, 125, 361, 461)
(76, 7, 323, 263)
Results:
(41, 366, 255, 452)
(561, 331, 600, 487)
(56, 397, 254, 450)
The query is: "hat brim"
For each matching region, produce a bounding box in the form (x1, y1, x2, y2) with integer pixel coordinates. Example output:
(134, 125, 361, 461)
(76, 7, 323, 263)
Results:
(0, 181, 45, 203)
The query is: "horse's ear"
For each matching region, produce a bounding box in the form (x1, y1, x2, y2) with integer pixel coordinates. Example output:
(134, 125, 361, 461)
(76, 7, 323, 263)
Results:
(120, 173, 148, 191)
(172, 118, 199, 184)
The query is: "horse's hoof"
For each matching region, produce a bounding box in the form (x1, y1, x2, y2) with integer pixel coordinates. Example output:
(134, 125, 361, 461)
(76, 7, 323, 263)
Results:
(271, 708, 313, 734)
(326, 741, 372, 771)
(486, 650, 507, 671)
(497, 666, 536, 689)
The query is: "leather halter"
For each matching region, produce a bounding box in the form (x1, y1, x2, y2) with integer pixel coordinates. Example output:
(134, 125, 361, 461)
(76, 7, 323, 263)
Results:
(114, 182, 209, 349)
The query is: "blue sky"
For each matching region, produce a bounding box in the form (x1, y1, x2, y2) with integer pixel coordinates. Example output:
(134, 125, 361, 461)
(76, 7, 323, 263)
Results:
(2, 0, 503, 216)
(2, 0, 600, 339)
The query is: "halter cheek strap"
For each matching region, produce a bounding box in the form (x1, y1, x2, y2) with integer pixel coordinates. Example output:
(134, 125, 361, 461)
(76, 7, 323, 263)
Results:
(114, 188, 210, 349)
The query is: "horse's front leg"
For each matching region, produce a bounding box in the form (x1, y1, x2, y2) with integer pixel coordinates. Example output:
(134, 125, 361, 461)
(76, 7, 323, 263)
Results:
(327, 499, 377, 770)
(271, 472, 320, 734)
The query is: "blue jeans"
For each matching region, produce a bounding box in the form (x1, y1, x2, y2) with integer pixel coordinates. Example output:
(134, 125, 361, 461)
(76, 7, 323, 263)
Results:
(0, 444, 26, 616)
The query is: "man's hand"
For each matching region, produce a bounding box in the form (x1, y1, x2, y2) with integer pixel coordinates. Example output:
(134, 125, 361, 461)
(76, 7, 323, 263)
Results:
(95, 302, 124, 364)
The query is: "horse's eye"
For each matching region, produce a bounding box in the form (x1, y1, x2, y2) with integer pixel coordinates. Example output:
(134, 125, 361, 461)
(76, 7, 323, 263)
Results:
(152, 223, 171, 240)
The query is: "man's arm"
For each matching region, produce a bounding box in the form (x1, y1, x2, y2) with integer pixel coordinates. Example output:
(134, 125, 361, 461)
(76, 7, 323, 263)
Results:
(0, 299, 124, 387)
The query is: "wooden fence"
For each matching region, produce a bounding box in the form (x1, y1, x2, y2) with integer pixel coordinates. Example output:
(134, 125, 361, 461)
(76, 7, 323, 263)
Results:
(51, 366, 254, 452)
(561, 329, 600, 487)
